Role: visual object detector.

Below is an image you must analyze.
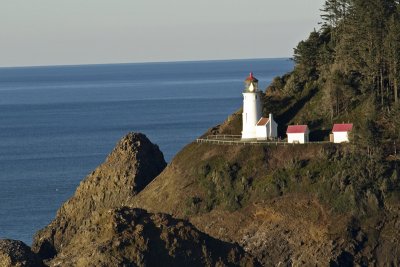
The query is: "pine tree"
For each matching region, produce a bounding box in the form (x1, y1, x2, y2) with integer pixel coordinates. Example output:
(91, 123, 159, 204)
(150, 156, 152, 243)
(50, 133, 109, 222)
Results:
(385, 7, 400, 105)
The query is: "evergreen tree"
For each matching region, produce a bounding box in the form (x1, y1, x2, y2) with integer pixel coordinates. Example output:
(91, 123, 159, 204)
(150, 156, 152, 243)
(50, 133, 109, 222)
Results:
(385, 9, 400, 105)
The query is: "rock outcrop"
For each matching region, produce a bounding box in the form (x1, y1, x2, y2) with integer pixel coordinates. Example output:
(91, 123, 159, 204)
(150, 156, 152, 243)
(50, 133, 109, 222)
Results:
(0, 239, 44, 267)
(48, 207, 260, 267)
(30, 132, 259, 266)
(32, 133, 167, 259)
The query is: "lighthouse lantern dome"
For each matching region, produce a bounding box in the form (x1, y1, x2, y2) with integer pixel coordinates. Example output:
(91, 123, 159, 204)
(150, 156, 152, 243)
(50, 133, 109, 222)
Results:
(244, 72, 259, 92)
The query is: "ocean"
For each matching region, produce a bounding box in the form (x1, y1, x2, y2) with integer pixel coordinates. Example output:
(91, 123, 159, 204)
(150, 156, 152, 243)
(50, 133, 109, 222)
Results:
(0, 58, 293, 245)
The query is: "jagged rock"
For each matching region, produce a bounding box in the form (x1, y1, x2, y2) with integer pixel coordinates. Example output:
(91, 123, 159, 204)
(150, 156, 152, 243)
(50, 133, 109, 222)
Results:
(48, 207, 260, 267)
(0, 239, 44, 267)
(31, 132, 259, 266)
(32, 133, 167, 259)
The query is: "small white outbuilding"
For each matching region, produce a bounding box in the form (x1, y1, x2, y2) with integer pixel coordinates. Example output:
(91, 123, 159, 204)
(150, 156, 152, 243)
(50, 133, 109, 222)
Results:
(286, 125, 309, 144)
(332, 123, 353, 143)
(255, 113, 278, 140)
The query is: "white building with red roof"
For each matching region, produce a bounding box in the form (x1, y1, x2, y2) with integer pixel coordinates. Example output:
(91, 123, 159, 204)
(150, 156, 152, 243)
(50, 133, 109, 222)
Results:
(332, 123, 353, 143)
(255, 113, 278, 140)
(286, 125, 309, 144)
(241, 73, 278, 140)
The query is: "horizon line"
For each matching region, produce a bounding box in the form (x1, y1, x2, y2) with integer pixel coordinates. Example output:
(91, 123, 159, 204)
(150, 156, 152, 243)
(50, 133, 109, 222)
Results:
(0, 57, 293, 69)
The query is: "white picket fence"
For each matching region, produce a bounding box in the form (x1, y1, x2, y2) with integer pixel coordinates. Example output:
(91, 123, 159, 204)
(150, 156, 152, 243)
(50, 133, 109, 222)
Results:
(196, 135, 330, 146)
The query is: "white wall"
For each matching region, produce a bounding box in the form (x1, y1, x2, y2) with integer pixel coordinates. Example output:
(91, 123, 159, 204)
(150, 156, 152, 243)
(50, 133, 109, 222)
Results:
(242, 92, 262, 139)
(333, 132, 349, 143)
(269, 119, 278, 138)
(255, 115, 278, 140)
(256, 125, 268, 139)
(287, 133, 308, 144)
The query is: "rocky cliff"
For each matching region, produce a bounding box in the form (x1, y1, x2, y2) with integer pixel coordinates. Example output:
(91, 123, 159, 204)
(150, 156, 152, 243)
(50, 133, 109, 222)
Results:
(27, 125, 400, 266)
(130, 114, 400, 266)
(0, 240, 44, 267)
(48, 207, 259, 267)
(32, 133, 167, 259)
(30, 132, 259, 266)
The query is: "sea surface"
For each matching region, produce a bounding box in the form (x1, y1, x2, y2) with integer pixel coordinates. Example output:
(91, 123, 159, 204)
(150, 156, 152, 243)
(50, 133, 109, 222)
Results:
(0, 58, 293, 245)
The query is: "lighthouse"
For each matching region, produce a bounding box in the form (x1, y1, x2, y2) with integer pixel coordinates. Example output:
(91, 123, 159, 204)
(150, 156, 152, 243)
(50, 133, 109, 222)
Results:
(241, 73, 263, 139)
(241, 73, 278, 140)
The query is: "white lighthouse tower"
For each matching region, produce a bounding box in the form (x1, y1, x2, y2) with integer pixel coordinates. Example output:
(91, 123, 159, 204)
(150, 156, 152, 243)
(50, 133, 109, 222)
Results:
(242, 73, 263, 139)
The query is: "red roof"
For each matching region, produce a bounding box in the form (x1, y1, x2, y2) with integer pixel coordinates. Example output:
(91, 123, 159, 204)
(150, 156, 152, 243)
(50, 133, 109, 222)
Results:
(256, 117, 270, 126)
(286, 125, 308, 134)
(332, 123, 353, 132)
(245, 72, 258, 82)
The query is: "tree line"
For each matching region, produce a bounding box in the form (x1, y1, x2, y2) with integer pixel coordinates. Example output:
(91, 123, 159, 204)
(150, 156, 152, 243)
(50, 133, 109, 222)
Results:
(293, 0, 400, 117)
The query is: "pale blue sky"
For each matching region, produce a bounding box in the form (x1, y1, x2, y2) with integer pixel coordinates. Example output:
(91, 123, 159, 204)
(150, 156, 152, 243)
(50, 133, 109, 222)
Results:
(0, 0, 324, 67)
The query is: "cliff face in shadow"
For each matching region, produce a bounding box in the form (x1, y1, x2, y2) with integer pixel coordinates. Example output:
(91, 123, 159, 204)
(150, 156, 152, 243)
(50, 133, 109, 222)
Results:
(0, 239, 44, 267)
(48, 207, 259, 267)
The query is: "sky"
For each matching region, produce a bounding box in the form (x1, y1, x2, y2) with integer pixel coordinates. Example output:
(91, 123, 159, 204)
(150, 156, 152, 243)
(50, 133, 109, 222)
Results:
(0, 0, 325, 67)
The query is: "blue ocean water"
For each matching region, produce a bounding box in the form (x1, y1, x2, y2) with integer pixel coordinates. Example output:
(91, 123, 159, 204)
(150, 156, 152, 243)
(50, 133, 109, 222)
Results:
(0, 58, 293, 245)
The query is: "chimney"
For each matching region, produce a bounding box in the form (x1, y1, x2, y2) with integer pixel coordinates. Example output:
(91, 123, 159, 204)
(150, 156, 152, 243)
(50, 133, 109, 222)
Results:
(269, 113, 273, 137)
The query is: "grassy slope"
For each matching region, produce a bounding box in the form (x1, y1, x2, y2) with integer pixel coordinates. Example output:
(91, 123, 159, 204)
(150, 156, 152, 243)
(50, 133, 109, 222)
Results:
(132, 85, 400, 265)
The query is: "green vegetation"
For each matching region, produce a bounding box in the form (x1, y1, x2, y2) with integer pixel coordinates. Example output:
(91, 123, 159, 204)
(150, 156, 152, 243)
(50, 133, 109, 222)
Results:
(181, 141, 398, 219)
(267, 0, 400, 153)
(183, 145, 266, 215)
